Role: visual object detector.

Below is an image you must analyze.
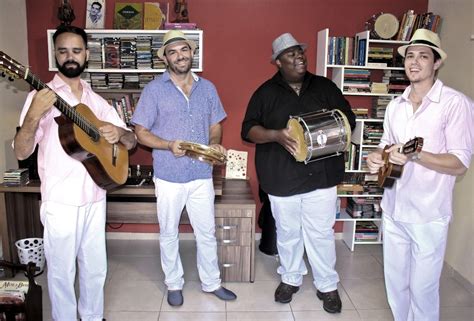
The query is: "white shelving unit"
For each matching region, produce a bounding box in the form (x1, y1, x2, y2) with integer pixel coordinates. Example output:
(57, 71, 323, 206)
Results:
(316, 28, 407, 97)
(317, 28, 408, 250)
(47, 29, 203, 73)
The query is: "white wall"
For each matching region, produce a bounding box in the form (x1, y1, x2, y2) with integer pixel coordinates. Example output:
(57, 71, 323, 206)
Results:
(0, 0, 29, 176)
(429, 0, 474, 287)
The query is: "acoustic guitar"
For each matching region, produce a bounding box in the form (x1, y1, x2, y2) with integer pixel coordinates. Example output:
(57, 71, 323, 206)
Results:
(378, 137, 424, 188)
(0, 50, 128, 190)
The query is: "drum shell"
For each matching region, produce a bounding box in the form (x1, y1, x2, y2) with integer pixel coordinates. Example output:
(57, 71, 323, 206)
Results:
(289, 110, 350, 163)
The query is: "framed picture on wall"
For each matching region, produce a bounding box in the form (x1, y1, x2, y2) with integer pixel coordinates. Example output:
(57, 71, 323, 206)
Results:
(86, 0, 105, 29)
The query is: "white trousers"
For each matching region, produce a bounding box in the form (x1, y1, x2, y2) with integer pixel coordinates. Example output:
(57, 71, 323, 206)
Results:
(269, 186, 339, 292)
(154, 178, 221, 292)
(383, 214, 450, 321)
(40, 200, 107, 321)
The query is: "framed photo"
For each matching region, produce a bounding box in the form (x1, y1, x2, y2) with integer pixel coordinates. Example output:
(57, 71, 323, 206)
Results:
(86, 0, 105, 29)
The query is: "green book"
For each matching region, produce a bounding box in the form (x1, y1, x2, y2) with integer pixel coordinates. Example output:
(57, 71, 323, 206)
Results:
(114, 3, 143, 29)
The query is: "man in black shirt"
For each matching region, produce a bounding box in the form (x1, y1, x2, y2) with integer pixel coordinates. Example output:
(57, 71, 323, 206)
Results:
(241, 32, 355, 314)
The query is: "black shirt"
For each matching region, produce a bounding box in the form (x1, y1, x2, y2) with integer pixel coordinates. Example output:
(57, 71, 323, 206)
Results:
(241, 71, 356, 196)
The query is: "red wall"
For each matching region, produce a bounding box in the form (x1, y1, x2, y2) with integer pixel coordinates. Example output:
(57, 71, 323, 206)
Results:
(25, 0, 428, 232)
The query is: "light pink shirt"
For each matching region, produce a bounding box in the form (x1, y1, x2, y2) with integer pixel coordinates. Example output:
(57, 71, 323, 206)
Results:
(18, 75, 127, 206)
(379, 79, 473, 223)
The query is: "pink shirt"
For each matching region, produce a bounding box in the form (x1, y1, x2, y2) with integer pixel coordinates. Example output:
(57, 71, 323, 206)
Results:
(18, 75, 127, 206)
(379, 79, 473, 223)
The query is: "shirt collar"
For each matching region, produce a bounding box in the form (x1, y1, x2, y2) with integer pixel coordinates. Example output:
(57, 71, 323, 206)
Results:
(401, 79, 444, 104)
(51, 74, 90, 92)
(162, 70, 200, 83)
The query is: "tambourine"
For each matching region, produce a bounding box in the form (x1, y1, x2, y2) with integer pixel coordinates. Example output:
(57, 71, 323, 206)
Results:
(365, 13, 399, 40)
(179, 141, 227, 165)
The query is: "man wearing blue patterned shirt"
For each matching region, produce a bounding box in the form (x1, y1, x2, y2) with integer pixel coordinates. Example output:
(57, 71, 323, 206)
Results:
(131, 30, 236, 307)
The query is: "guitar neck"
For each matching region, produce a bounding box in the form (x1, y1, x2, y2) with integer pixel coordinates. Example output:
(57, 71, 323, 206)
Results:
(24, 70, 100, 142)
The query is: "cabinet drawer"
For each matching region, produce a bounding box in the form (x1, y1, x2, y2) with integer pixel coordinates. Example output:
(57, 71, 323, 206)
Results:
(217, 245, 251, 282)
(215, 218, 251, 246)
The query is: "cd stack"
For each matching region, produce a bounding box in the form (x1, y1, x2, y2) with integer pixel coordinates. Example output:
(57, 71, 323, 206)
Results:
(3, 168, 30, 186)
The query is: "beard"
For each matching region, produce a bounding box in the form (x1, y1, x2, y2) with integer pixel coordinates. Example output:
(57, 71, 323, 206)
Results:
(56, 59, 87, 78)
(167, 57, 192, 75)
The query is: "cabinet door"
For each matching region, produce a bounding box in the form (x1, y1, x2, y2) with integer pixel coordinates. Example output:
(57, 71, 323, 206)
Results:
(215, 217, 252, 246)
(217, 245, 251, 282)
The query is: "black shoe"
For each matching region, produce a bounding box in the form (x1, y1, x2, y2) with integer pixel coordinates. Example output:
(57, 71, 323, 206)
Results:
(274, 282, 299, 303)
(167, 289, 184, 306)
(317, 289, 342, 313)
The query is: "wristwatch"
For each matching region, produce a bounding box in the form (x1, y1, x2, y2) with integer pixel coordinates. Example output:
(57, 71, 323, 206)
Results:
(411, 152, 421, 161)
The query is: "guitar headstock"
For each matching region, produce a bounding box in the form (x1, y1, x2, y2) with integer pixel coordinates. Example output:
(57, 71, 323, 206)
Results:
(402, 137, 424, 156)
(0, 51, 27, 81)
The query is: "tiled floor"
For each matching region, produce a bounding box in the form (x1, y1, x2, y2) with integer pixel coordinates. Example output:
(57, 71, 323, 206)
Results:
(11, 239, 474, 320)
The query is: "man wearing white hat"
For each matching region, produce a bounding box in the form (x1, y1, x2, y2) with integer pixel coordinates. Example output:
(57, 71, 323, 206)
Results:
(242, 32, 356, 313)
(367, 29, 472, 321)
(132, 30, 237, 306)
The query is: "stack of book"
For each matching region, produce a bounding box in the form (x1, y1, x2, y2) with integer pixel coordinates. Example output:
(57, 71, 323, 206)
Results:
(371, 97, 392, 119)
(355, 221, 379, 241)
(136, 36, 152, 69)
(104, 38, 121, 69)
(3, 168, 29, 186)
(87, 36, 103, 69)
(385, 70, 410, 94)
(363, 123, 383, 145)
(120, 37, 137, 69)
(346, 197, 381, 218)
(343, 69, 371, 93)
(367, 47, 394, 67)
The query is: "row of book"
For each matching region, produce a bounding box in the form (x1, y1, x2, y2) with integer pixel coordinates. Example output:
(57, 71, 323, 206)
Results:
(343, 69, 409, 95)
(346, 197, 382, 219)
(106, 94, 141, 126)
(82, 73, 155, 90)
(86, 34, 200, 71)
(337, 172, 383, 196)
(355, 221, 380, 241)
(396, 10, 441, 41)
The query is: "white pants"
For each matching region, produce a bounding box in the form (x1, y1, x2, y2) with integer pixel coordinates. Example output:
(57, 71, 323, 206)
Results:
(40, 200, 107, 321)
(154, 178, 221, 292)
(383, 214, 450, 321)
(269, 186, 339, 292)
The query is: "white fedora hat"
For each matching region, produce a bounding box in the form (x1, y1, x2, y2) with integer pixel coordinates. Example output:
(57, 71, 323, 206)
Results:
(398, 28, 447, 62)
(271, 33, 307, 62)
(157, 30, 197, 60)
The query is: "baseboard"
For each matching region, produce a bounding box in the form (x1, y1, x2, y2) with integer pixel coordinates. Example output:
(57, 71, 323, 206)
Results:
(443, 262, 474, 293)
(106, 232, 342, 241)
(105, 232, 195, 240)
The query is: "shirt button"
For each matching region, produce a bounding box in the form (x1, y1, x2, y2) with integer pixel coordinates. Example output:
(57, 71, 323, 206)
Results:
(309, 173, 312, 176)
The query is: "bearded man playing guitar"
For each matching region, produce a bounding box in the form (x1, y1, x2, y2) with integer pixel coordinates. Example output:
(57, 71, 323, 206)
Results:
(13, 26, 136, 321)
(367, 29, 472, 321)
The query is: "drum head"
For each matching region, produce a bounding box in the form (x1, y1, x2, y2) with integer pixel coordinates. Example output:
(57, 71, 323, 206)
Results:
(287, 118, 307, 162)
(374, 13, 399, 39)
(179, 141, 227, 165)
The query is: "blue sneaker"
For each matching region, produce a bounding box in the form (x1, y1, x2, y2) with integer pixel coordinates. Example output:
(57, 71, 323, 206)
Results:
(167, 290, 183, 306)
(208, 286, 237, 301)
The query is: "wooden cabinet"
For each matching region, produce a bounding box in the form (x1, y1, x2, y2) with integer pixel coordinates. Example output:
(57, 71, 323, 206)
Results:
(0, 179, 256, 282)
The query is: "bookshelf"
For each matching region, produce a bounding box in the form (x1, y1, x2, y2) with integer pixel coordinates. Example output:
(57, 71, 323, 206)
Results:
(47, 29, 203, 74)
(317, 28, 409, 251)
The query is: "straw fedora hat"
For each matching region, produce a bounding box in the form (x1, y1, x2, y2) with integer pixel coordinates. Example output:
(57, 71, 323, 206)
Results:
(271, 33, 307, 62)
(398, 28, 447, 62)
(157, 30, 197, 60)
